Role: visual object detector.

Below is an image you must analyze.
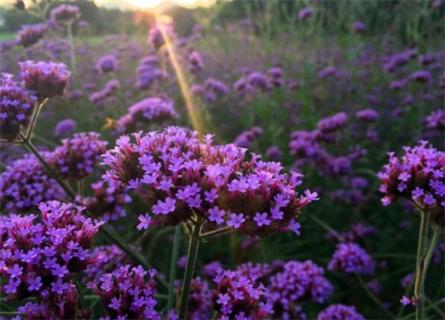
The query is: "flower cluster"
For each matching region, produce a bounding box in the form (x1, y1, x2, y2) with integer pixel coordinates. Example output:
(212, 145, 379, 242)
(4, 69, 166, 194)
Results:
(0, 74, 36, 141)
(233, 126, 263, 148)
(0, 154, 65, 213)
(16, 23, 47, 48)
(0, 201, 100, 318)
(212, 269, 272, 319)
(299, 7, 314, 20)
(96, 54, 119, 73)
(378, 141, 445, 223)
(317, 112, 348, 133)
(84, 245, 127, 282)
(234, 72, 270, 96)
(191, 78, 229, 103)
(50, 4, 81, 23)
(89, 79, 120, 106)
(355, 108, 379, 122)
(425, 109, 445, 131)
(136, 56, 165, 90)
(188, 50, 204, 73)
(265, 146, 282, 161)
(352, 21, 366, 33)
(116, 97, 178, 133)
(54, 118, 76, 137)
(317, 304, 365, 320)
(77, 180, 130, 221)
(328, 242, 375, 275)
(48, 132, 108, 180)
(103, 126, 317, 236)
(186, 277, 213, 320)
(327, 223, 377, 243)
(19, 60, 70, 99)
(88, 265, 160, 320)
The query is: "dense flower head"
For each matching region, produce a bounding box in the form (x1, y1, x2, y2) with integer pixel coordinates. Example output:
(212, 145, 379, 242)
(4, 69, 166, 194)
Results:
(148, 24, 175, 50)
(317, 112, 348, 133)
(267, 67, 285, 87)
(54, 118, 76, 137)
(265, 146, 282, 161)
(77, 180, 130, 221)
(328, 242, 375, 275)
(328, 223, 377, 243)
(234, 72, 270, 95)
(187, 277, 212, 320)
(0, 201, 100, 318)
(16, 23, 47, 48)
(212, 269, 272, 319)
(0, 154, 65, 213)
(116, 97, 178, 133)
(19, 60, 70, 99)
(319, 66, 345, 79)
(378, 141, 445, 223)
(266, 260, 333, 318)
(299, 7, 314, 20)
(102, 126, 316, 235)
(234, 126, 263, 148)
(317, 304, 365, 320)
(50, 4, 81, 22)
(48, 132, 108, 180)
(96, 54, 119, 73)
(410, 70, 432, 83)
(89, 79, 120, 106)
(88, 265, 160, 320)
(136, 59, 165, 90)
(425, 109, 445, 131)
(383, 48, 417, 73)
(352, 21, 366, 33)
(355, 108, 379, 122)
(84, 245, 127, 282)
(189, 50, 204, 73)
(0, 73, 37, 141)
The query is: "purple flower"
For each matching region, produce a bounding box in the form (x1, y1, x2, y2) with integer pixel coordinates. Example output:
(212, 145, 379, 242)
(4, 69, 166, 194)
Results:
(356, 108, 379, 122)
(299, 7, 314, 20)
(19, 60, 70, 99)
(96, 54, 119, 73)
(54, 118, 76, 137)
(425, 109, 445, 131)
(328, 242, 375, 275)
(253, 212, 271, 227)
(233, 126, 263, 148)
(137, 214, 152, 230)
(352, 21, 366, 33)
(16, 23, 47, 48)
(50, 4, 81, 23)
(317, 304, 365, 320)
(188, 50, 204, 73)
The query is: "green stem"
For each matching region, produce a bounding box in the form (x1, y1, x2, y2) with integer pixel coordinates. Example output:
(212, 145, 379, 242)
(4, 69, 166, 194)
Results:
(414, 211, 430, 320)
(67, 21, 77, 76)
(20, 133, 75, 198)
(179, 223, 201, 319)
(200, 226, 233, 239)
(167, 225, 182, 310)
(355, 273, 394, 318)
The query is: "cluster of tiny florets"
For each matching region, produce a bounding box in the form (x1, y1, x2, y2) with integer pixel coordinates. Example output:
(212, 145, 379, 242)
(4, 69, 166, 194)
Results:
(50, 4, 81, 23)
(19, 60, 70, 99)
(48, 132, 108, 180)
(328, 242, 375, 275)
(96, 54, 119, 73)
(0, 154, 65, 213)
(102, 126, 317, 236)
(378, 141, 445, 223)
(88, 265, 160, 320)
(16, 23, 47, 48)
(0, 201, 101, 318)
(317, 304, 365, 320)
(0, 74, 36, 140)
(116, 97, 178, 133)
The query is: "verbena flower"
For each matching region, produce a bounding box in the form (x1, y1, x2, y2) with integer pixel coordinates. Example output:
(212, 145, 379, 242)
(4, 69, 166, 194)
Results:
(88, 265, 161, 320)
(136, 57, 165, 90)
(96, 54, 119, 74)
(317, 112, 348, 133)
(212, 269, 272, 319)
(378, 141, 445, 224)
(188, 50, 204, 73)
(317, 304, 365, 320)
(328, 242, 375, 275)
(102, 126, 316, 235)
(19, 60, 70, 99)
(267, 67, 285, 87)
(265, 146, 282, 162)
(50, 4, 81, 23)
(77, 180, 130, 221)
(116, 97, 178, 133)
(16, 23, 47, 48)
(425, 109, 445, 131)
(48, 132, 108, 180)
(355, 109, 379, 122)
(352, 21, 366, 33)
(89, 79, 120, 106)
(54, 118, 76, 137)
(0, 74, 37, 141)
(186, 277, 212, 320)
(234, 127, 263, 148)
(299, 7, 314, 20)
(84, 245, 127, 282)
(0, 201, 100, 318)
(0, 154, 65, 213)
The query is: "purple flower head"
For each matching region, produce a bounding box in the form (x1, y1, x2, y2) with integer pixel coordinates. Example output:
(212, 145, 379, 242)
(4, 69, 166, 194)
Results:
(19, 60, 70, 99)
(54, 118, 76, 137)
(189, 50, 204, 73)
(0, 154, 65, 213)
(378, 141, 445, 224)
(299, 7, 314, 20)
(317, 112, 348, 133)
(96, 54, 119, 74)
(50, 4, 81, 23)
(234, 126, 263, 148)
(0, 73, 37, 141)
(317, 304, 365, 320)
(212, 269, 272, 319)
(88, 265, 160, 319)
(265, 146, 282, 161)
(116, 97, 178, 133)
(352, 21, 366, 33)
(84, 245, 127, 282)
(425, 109, 445, 131)
(102, 126, 316, 236)
(0, 201, 100, 317)
(410, 70, 432, 83)
(16, 23, 47, 48)
(48, 132, 108, 180)
(355, 108, 379, 122)
(267, 67, 285, 87)
(328, 242, 375, 275)
(186, 277, 212, 320)
(89, 79, 120, 106)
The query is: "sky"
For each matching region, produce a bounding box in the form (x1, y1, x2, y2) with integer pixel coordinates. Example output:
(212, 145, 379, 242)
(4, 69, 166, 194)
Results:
(0, 0, 214, 9)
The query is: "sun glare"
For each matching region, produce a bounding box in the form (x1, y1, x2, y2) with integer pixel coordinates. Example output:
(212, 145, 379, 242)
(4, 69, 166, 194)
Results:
(125, 0, 163, 9)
